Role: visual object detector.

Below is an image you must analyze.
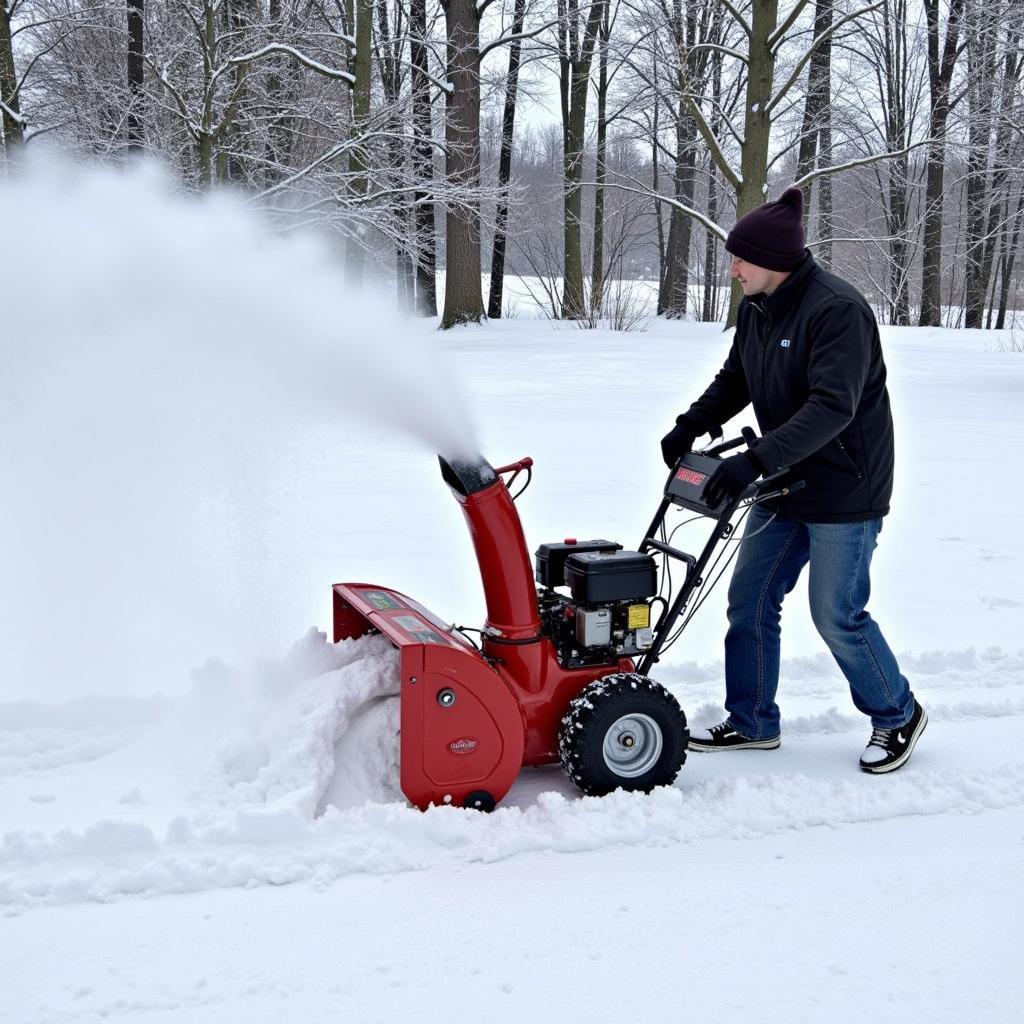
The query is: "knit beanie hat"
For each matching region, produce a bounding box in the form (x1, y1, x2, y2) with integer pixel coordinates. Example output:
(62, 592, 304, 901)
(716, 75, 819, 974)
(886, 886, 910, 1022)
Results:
(725, 187, 806, 271)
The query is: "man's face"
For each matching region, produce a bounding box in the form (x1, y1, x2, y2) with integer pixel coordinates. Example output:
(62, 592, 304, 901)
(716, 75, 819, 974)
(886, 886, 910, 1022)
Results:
(729, 255, 777, 296)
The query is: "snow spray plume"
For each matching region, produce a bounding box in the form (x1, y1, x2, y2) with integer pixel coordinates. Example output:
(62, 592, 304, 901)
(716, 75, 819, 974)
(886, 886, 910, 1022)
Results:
(0, 155, 479, 700)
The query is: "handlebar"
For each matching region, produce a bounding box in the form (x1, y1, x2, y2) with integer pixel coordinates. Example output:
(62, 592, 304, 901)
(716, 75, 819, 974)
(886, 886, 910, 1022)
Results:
(669, 430, 804, 517)
(494, 457, 534, 475)
(494, 456, 534, 498)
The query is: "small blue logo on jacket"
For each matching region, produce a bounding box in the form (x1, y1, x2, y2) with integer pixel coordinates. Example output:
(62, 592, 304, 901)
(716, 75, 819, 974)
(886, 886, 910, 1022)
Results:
(779, 338, 791, 348)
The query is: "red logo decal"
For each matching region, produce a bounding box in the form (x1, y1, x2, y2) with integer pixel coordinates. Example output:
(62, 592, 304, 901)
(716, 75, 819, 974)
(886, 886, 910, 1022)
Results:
(675, 468, 707, 486)
(448, 738, 479, 754)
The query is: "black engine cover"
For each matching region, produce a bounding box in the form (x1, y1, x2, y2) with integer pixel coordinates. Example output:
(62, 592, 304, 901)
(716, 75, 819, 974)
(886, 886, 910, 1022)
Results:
(535, 539, 622, 589)
(564, 550, 657, 603)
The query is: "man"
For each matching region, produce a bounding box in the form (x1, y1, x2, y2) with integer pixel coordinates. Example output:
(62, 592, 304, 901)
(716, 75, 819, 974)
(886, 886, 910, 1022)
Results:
(660, 186, 926, 774)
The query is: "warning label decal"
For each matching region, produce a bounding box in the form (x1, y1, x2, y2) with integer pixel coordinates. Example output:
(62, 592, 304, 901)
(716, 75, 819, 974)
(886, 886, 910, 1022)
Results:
(394, 614, 443, 644)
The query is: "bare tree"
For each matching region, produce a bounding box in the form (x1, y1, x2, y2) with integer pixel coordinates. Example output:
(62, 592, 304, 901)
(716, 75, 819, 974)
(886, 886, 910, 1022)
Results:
(656, 0, 717, 318)
(794, 0, 832, 265)
(962, 2, 1024, 328)
(124, 0, 144, 152)
(439, 0, 486, 327)
(410, 0, 438, 316)
(0, 0, 23, 155)
(701, 0, 726, 321)
(347, 0, 373, 282)
(607, 1, 895, 322)
(853, 0, 928, 324)
(557, 0, 605, 319)
(589, 0, 610, 315)
(919, 0, 966, 326)
(487, 0, 527, 318)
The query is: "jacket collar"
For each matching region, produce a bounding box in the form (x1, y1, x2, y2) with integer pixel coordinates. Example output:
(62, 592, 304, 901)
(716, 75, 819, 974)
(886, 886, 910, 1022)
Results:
(748, 250, 817, 320)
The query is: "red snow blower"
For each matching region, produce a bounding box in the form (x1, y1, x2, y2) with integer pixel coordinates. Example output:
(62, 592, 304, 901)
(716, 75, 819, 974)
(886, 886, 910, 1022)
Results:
(333, 430, 801, 811)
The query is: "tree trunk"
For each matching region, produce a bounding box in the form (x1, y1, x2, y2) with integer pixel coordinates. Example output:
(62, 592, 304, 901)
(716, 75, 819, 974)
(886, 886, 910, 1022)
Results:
(1, 0, 25, 153)
(398, 241, 415, 309)
(559, 0, 605, 320)
(702, 165, 720, 321)
(964, 3, 998, 329)
(589, 0, 609, 318)
(736, 2, 776, 218)
(795, 0, 832, 260)
(347, 0, 373, 284)
(658, 1, 704, 319)
(125, 0, 145, 152)
(995, 191, 1024, 329)
(220, 0, 257, 183)
(377, 0, 416, 311)
(488, 0, 526, 320)
(411, 0, 438, 316)
(652, 64, 666, 288)
(919, 0, 966, 327)
(725, 0, 778, 324)
(263, 0, 290, 188)
(702, 6, 724, 323)
(887, 151, 910, 325)
(876, 0, 910, 324)
(440, 0, 485, 328)
(978, 18, 1021, 327)
(658, 105, 697, 318)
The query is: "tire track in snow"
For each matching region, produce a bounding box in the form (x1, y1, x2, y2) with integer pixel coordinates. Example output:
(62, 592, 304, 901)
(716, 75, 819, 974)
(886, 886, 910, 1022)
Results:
(1, 641, 1022, 914)
(2, 757, 1022, 914)
(0, 727, 146, 777)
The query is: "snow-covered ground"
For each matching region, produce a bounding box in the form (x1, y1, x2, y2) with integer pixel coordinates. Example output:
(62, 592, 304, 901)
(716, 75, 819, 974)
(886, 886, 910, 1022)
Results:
(2, 162, 1023, 1023)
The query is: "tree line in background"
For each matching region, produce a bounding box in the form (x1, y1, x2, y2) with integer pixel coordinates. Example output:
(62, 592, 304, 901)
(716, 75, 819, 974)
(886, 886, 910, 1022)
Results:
(2, 0, 1023, 330)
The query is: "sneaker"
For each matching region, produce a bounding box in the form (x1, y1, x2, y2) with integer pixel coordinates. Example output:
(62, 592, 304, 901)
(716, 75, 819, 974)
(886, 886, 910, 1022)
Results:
(688, 721, 781, 752)
(859, 700, 928, 774)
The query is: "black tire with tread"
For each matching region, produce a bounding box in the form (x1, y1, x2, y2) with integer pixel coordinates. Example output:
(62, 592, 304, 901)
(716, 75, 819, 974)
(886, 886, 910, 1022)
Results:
(558, 673, 688, 796)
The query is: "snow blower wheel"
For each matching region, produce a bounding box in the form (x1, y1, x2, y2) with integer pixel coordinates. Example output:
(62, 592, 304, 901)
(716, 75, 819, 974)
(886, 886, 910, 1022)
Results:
(464, 790, 496, 812)
(558, 673, 688, 796)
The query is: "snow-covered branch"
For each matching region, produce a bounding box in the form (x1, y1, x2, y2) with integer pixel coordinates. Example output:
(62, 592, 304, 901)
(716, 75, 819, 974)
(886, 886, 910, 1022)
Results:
(226, 44, 355, 85)
(719, 0, 753, 39)
(766, 1, 884, 116)
(480, 19, 560, 62)
(791, 139, 935, 191)
(16, 26, 87, 96)
(583, 181, 728, 240)
(681, 92, 743, 193)
(688, 42, 748, 65)
(0, 97, 25, 125)
(10, 6, 107, 39)
(252, 131, 424, 202)
(143, 55, 201, 141)
(768, 0, 814, 53)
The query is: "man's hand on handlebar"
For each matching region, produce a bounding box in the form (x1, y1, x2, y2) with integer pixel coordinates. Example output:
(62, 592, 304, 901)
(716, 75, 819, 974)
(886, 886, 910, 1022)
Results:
(660, 416, 723, 469)
(704, 450, 765, 507)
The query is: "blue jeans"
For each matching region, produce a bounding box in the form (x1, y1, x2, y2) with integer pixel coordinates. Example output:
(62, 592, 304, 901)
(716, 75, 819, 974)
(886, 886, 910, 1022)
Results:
(724, 504, 915, 739)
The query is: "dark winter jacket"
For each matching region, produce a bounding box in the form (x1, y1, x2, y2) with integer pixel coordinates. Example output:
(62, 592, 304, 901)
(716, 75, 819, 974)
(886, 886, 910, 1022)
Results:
(680, 253, 895, 522)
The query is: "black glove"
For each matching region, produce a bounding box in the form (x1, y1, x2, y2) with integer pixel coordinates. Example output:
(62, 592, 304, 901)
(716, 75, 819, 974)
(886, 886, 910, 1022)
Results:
(704, 451, 763, 507)
(661, 416, 721, 468)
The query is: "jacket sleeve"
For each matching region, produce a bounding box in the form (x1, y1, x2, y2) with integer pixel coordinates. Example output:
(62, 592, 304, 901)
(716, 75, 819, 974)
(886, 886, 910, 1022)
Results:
(680, 333, 751, 433)
(754, 301, 872, 472)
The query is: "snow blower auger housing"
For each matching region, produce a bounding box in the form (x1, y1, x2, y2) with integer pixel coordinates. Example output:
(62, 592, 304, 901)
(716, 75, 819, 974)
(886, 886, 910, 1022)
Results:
(333, 432, 801, 811)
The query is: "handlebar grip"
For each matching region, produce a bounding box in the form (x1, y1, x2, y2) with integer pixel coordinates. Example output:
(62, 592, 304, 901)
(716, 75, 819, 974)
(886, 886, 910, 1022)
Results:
(702, 435, 747, 457)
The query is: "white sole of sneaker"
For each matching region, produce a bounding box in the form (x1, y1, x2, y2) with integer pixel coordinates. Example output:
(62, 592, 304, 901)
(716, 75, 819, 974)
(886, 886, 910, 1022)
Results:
(688, 737, 782, 752)
(859, 707, 929, 774)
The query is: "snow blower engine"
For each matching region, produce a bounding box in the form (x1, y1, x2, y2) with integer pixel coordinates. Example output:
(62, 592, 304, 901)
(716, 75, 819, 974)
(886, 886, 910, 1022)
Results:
(332, 429, 800, 811)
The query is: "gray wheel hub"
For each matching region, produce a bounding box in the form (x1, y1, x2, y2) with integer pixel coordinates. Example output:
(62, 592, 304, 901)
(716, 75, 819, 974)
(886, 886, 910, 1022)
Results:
(602, 713, 663, 778)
